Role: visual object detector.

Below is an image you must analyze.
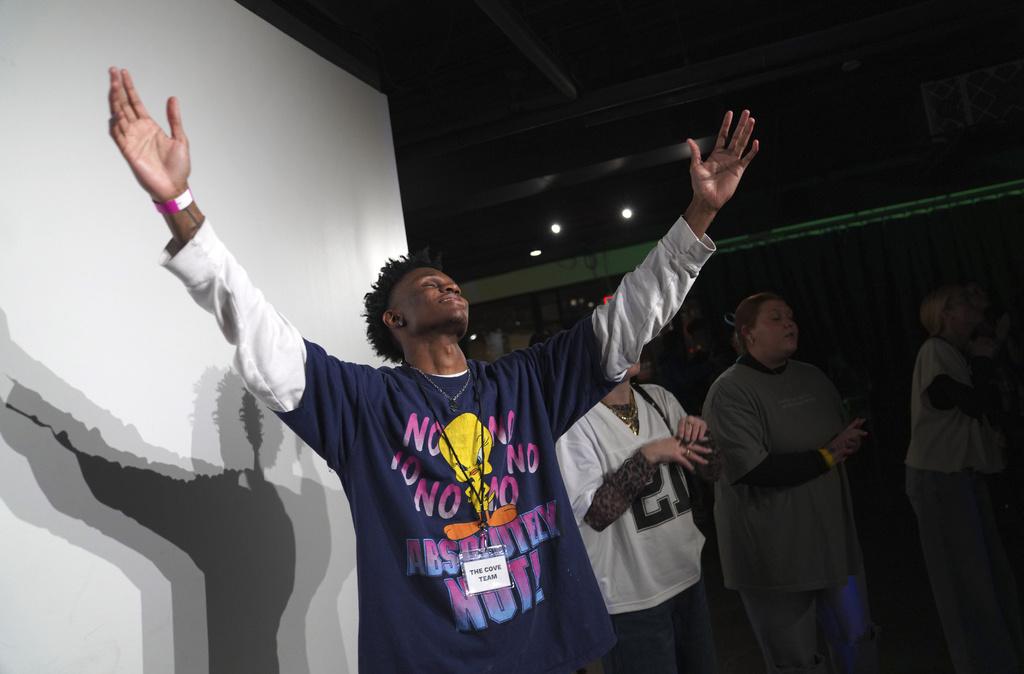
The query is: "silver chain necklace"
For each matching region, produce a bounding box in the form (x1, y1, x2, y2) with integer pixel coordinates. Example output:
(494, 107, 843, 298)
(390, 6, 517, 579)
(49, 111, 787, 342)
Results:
(414, 368, 472, 412)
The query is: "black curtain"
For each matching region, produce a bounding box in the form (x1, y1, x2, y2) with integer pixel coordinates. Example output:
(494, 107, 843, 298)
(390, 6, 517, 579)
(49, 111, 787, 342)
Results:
(693, 192, 1024, 507)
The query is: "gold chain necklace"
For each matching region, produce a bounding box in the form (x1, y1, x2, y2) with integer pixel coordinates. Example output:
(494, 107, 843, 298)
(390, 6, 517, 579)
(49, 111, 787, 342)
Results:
(601, 388, 639, 435)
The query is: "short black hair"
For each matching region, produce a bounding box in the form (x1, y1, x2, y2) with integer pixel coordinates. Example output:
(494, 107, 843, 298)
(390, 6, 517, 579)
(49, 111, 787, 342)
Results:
(362, 248, 443, 363)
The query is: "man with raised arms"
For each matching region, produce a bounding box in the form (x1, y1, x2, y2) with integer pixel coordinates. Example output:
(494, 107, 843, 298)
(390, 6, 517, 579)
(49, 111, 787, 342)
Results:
(107, 67, 757, 673)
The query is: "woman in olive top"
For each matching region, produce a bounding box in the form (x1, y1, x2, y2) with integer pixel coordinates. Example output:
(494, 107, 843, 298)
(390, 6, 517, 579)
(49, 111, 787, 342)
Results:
(704, 292, 878, 674)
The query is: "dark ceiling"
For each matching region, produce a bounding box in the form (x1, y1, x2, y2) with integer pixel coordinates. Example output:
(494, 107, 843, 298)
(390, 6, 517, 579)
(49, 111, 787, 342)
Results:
(245, 0, 1024, 283)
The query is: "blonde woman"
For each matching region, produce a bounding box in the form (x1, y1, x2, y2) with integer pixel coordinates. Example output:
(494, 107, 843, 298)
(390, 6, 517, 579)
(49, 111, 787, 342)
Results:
(907, 285, 1023, 673)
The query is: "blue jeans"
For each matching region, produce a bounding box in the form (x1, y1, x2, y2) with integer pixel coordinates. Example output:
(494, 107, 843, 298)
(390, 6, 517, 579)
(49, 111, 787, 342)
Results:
(602, 574, 718, 674)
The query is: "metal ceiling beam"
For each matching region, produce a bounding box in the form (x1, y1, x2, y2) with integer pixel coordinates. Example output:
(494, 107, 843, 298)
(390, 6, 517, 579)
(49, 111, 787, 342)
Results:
(244, 0, 381, 89)
(473, 0, 577, 100)
(399, 0, 1019, 157)
(408, 137, 716, 217)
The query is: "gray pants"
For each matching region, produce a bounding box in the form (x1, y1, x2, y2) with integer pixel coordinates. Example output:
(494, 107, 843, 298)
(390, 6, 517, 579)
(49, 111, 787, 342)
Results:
(740, 573, 879, 673)
(906, 466, 1024, 673)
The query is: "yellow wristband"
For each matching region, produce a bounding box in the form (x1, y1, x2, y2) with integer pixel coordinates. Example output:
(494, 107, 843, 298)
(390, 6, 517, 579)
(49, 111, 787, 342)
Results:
(819, 448, 836, 469)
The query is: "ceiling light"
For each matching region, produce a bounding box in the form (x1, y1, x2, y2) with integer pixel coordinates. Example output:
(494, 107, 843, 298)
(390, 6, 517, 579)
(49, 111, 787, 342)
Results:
(550, 223, 561, 234)
(621, 208, 632, 219)
(530, 249, 542, 257)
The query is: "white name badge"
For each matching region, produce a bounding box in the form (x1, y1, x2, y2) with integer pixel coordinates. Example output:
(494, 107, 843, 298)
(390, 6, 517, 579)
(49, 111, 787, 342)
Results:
(459, 545, 513, 595)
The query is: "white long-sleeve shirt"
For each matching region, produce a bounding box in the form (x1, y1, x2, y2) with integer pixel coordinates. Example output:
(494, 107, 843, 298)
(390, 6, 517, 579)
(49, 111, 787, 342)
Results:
(160, 215, 714, 411)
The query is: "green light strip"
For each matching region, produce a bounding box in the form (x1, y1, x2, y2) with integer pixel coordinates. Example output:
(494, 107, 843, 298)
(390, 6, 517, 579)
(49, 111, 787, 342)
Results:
(715, 179, 1024, 253)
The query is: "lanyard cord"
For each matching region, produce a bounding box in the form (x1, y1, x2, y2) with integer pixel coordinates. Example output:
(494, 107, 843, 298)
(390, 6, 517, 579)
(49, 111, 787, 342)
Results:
(410, 367, 489, 527)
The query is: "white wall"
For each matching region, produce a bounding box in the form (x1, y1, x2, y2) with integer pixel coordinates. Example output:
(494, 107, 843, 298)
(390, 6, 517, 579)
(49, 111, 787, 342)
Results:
(0, 0, 407, 671)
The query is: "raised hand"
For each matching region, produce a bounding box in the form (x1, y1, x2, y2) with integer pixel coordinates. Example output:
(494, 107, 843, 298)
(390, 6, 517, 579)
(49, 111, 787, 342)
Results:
(687, 110, 758, 211)
(108, 68, 191, 203)
(682, 110, 758, 237)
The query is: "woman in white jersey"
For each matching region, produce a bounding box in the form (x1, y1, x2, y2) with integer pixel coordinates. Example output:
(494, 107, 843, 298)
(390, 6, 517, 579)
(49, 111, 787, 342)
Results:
(556, 363, 722, 673)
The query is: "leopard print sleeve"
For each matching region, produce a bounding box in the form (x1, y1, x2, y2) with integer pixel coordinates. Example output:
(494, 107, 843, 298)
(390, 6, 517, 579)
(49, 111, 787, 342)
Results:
(583, 450, 658, 532)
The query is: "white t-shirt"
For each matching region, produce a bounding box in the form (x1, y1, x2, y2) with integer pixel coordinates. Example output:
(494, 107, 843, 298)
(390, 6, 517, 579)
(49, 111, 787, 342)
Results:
(907, 336, 1003, 473)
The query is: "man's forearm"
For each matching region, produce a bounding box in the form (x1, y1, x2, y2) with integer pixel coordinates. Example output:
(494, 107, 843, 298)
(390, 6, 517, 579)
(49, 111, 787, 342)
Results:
(590, 215, 715, 381)
(161, 198, 205, 257)
(682, 196, 719, 240)
(161, 221, 307, 412)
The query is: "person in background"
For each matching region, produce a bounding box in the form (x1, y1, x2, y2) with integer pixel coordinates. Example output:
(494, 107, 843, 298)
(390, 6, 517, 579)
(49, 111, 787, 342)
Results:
(965, 282, 1024, 560)
(685, 317, 734, 391)
(906, 284, 1024, 673)
(703, 291, 878, 674)
(556, 362, 722, 674)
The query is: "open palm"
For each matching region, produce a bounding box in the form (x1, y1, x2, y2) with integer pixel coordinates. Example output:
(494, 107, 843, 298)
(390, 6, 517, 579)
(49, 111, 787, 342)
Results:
(108, 68, 191, 203)
(687, 110, 758, 211)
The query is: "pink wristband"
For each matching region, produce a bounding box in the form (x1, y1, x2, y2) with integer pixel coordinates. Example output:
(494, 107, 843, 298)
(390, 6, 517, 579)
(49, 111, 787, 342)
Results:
(154, 188, 193, 214)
